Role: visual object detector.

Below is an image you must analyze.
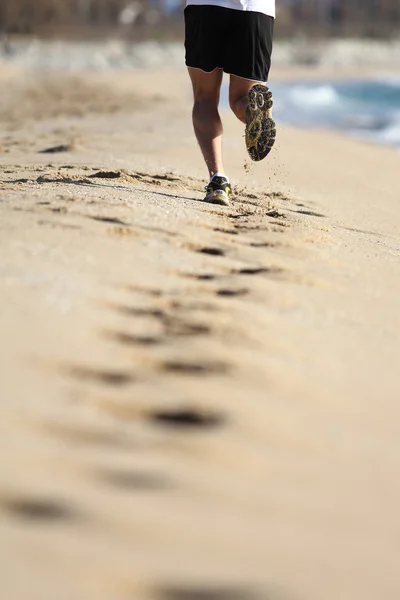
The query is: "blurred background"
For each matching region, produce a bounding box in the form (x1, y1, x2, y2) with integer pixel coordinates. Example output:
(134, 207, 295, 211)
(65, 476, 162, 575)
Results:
(1, 0, 400, 40)
(1, 2, 400, 146)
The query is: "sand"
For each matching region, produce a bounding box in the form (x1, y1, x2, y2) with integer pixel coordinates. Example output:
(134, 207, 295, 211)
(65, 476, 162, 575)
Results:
(1, 65, 400, 600)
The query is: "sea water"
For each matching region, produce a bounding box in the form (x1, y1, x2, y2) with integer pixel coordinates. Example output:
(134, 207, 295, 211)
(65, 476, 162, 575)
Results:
(271, 78, 400, 148)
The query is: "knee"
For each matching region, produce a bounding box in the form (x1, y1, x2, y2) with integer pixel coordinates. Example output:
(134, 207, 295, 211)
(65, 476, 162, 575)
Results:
(193, 96, 219, 113)
(192, 97, 220, 127)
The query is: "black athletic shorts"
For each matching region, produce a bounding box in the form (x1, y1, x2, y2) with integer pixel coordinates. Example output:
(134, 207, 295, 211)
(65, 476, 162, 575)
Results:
(184, 5, 274, 83)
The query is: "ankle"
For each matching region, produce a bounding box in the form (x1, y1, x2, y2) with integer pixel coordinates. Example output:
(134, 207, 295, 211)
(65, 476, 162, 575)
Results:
(210, 171, 228, 181)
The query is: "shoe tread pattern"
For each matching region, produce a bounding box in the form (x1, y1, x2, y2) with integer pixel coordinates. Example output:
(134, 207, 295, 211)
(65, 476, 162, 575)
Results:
(245, 84, 276, 162)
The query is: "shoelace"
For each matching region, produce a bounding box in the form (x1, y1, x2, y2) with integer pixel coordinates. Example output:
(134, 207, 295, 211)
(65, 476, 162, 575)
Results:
(205, 177, 228, 192)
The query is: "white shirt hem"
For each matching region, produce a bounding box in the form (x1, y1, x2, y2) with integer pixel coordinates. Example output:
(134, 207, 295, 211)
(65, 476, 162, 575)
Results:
(185, 1, 275, 18)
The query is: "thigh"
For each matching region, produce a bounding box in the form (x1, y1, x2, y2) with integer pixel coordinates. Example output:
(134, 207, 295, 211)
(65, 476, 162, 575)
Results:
(184, 6, 224, 74)
(187, 67, 223, 103)
(223, 12, 274, 82)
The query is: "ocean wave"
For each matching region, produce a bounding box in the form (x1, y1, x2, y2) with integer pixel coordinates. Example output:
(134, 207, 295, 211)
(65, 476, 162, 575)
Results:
(359, 112, 400, 145)
(273, 79, 400, 148)
(288, 84, 341, 108)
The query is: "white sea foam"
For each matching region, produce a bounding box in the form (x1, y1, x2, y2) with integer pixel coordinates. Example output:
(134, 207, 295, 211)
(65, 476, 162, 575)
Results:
(288, 85, 340, 108)
(273, 79, 400, 148)
(373, 113, 400, 145)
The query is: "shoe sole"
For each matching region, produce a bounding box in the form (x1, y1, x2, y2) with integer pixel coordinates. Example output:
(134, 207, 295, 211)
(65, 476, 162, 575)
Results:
(245, 85, 276, 162)
(203, 190, 230, 206)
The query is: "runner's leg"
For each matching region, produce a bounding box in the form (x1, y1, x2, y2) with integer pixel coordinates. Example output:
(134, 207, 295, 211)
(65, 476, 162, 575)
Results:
(229, 75, 267, 124)
(187, 67, 225, 177)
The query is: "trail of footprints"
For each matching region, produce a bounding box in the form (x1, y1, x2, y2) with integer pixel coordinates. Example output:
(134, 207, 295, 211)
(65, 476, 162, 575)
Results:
(2, 168, 310, 600)
(4, 166, 323, 259)
(11, 185, 296, 472)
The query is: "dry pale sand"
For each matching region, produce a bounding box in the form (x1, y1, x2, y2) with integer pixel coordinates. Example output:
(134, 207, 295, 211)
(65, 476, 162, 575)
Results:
(0, 66, 400, 600)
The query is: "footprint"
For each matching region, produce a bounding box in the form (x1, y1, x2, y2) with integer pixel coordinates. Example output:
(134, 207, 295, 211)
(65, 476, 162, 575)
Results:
(147, 407, 225, 430)
(293, 209, 326, 218)
(68, 366, 134, 386)
(96, 469, 171, 491)
(271, 222, 291, 229)
(107, 227, 139, 237)
(161, 360, 229, 375)
(249, 242, 276, 248)
(227, 210, 254, 220)
(104, 309, 211, 339)
(89, 215, 130, 226)
(120, 284, 163, 297)
(39, 144, 74, 154)
(233, 223, 268, 232)
(89, 170, 123, 179)
(111, 305, 165, 319)
(266, 210, 286, 219)
(339, 225, 384, 237)
(49, 206, 68, 213)
(270, 191, 290, 200)
(149, 173, 183, 182)
(213, 228, 238, 236)
(234, 266, 284, 276)
(0, 494, 78, 522)
(165, 300, 217, 312)
(216, 288, 249, 297)
(105, 331, 162, 346)
(95, 401, 225, 431)
(36, 174, 93, 185)
(163, 317, 211, 337)
(180, 273, 218, 281)
(8, 178, 30, 184)
(197, 247, 225, 257)
(154, 585, 262, 600)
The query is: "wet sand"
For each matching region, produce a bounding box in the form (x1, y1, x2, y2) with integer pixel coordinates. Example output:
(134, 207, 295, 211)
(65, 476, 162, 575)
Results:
(1, 66, 400, 600)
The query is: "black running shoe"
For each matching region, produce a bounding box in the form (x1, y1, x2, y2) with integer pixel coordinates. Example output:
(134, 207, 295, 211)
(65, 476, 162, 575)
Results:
(203, 175, 231, 206)
(245, 84, 276, 162)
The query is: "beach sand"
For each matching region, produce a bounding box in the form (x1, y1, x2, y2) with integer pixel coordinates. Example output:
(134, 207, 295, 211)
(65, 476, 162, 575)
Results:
(1, 65, 400, 600)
